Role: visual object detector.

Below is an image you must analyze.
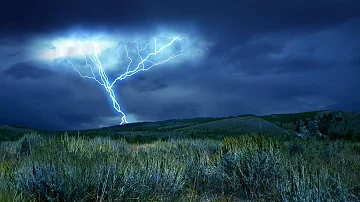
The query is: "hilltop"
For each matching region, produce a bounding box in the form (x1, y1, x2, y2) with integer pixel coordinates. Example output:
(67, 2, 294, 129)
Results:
(1, 110, 359, 142)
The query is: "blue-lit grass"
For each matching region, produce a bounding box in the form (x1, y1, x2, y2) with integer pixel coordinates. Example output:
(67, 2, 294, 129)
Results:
(0, 132, 359, 201)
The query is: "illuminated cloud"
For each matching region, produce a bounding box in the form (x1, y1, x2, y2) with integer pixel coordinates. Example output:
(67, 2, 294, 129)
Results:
(1, 27, 211, 126)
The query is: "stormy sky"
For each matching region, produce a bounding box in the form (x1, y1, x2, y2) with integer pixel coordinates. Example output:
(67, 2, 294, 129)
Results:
(0, 0, 359, 130)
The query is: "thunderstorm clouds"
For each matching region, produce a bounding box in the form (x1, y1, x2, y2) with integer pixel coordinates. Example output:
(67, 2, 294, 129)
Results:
(0, 0, 360, 130)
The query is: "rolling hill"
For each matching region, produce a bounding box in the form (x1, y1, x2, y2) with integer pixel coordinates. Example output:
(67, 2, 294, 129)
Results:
(1, 110, 359, 142)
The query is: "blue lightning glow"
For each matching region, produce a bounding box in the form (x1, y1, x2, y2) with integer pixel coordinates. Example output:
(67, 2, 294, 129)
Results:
(63, 35, 195, 125)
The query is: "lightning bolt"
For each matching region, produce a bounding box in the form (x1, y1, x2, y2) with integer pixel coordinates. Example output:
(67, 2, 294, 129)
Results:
(64, 35, 195, 125)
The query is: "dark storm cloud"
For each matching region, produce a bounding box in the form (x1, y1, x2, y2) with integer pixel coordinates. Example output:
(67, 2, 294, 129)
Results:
(113, 83, 206, 121)
(0, 71, 117, 130)
(351, 56, 360, 66)
(56, 111, 99, 128)
(6, 51, 20, 58)
(111, 18, 360, 120)
(0, 0, 360, 129)
(2, 0, 360, 37)
(350, 46, 360, 66)
(271, 55, 334, 74)
(154, 102, 202, 120)
(127, 76, 169, 92)
(223, 42, 285, 61)
(3, 60, 53, 80)
(218, 40, 334, 75)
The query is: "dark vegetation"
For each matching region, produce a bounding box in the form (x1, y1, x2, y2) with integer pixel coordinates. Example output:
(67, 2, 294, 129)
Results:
(0, 110, 359, 201)
(260, 111, 320, 124)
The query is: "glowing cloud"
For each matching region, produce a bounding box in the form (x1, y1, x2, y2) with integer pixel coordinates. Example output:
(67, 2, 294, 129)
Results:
(50, 33, 199, 125)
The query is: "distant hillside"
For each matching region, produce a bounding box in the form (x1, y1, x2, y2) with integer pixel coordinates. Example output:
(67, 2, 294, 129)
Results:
(260, 110, 360, 141)
(0, 124, 38, 141)
(259, 110, 323, 124)
(1, 110, 359, 142)
(172, 116, 286, 139)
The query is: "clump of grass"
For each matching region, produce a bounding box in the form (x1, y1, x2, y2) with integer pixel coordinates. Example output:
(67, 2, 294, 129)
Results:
(216, 135, 283, 200)
(17, 133, 45, 156)
(276, 161, 349, 201)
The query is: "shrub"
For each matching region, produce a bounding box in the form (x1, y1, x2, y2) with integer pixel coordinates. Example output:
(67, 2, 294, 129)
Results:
(288, 141, 306, 156)
(218, 146, 283, 200)
(17, 133, 45, 156)
(276, 164, 349, 201)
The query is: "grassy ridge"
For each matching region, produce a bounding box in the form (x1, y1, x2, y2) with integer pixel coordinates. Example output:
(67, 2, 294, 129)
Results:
(259, 111, 322, 124)
(0, 133, 359, 201)
(2, 110, 360, 143)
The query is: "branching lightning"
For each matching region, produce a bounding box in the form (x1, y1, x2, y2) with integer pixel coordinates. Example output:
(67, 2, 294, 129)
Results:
(64, 35, 195, 125)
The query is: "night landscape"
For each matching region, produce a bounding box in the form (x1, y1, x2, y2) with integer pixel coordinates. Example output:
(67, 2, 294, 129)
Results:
(1, 0, 360, 201)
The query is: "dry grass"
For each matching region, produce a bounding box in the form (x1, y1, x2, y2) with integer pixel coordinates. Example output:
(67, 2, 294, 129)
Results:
(0, 132, 358, 201)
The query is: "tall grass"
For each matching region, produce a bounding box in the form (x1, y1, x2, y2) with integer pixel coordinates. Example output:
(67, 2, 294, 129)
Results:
(0, 132, 359, 201)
